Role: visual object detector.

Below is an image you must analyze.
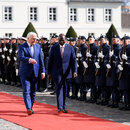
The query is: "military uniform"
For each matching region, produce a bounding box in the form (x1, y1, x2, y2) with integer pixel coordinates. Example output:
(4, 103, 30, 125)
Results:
(10, 38, 18, 85)
(76, 36, 87, 101)
(118, 36, 130, 110)
(106, 35, 122, 107)
(95, 35, 110, 105)
(39, 37, 50, 92)
(83, 35, 99, 103)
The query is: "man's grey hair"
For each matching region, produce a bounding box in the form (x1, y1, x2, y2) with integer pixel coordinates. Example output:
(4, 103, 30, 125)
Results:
(27, 32, 37, 39)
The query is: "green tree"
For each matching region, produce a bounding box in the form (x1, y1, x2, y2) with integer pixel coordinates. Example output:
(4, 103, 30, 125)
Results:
(106, 24, 118, 45)
(22, 22, 38, 37)
(66, 26, 77, 38)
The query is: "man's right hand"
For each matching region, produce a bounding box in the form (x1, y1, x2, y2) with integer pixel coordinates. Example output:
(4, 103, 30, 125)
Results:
(29, 58, 37, 64)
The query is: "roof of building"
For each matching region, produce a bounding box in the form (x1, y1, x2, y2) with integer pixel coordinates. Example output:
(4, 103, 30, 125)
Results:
(69, 0, 123, 3)
(122, 13, 130, 28)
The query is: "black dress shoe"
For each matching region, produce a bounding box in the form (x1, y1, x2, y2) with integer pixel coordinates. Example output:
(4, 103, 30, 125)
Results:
(58, 109, 62, 114)
(70, 95, 76, 99)
(111, 103, 118, 108)
(11, 82, 17, 86)
(27, 109, 32, 115)
(31, 109, 35, 114)
(50, 91, 56, 95)
(62, 109, 68, 113)
(5, 81, 11, 85)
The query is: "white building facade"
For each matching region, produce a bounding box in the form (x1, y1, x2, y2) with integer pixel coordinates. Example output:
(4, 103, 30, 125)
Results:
(0, 0, 124, 38)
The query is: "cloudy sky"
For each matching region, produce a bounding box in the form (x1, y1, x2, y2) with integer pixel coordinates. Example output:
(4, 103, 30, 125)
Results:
(127, 1, 130, 5)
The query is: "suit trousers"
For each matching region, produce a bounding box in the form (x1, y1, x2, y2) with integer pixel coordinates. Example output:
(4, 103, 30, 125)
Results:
(54, 75, 67, 110)
(20, 73, 38, 110)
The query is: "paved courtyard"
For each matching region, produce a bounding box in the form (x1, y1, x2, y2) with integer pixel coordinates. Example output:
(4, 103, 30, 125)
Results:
(0, 84, 130, 129)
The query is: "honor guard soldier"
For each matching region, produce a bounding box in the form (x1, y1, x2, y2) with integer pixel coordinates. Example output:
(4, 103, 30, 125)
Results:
(49, 34, 59, 54)
(49, 34, 59, 95)
(40, 37, 50, 92)
(67, 37, 78, 99)
(68, 37, 78, 99)
(106, 35, 122, 108)
(4, 36, 11, 85)
(0, 38, 3, 83)
(15, 37, 23, 87)
(20, 37, 27, 44)
(77, 36, 87, 101)
(10, 37, 18, 86)
(0, 38, 4, 83)
(95, 35, 110, 105)
(83, 35, 99, 103)
(0, 37, 6, 84)
(118, 36, 130, 110)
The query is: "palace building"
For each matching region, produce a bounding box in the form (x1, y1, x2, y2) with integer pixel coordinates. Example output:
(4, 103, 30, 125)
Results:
(0, 0, 125, 38)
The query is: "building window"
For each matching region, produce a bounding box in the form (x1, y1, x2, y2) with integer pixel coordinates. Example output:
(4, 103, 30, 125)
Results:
(104, 9, 112, 22)
(29, 7, 38, 21)
(48, 7, 57, 22)
(5, 33, 12, 37)
(69, 8, 77, 22)
(4, 7, 13, 21)
(87, 8, 95, 22)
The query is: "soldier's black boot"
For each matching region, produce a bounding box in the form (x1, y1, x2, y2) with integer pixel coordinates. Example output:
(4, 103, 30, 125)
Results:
(119, 103, 127, 110)
(123, 104, 130, 111)
(111, 102, 119, 108)
(101, 98, 108, 106)
(70, 95, 76, 99)
(5, 81, 11, 85)
(107, 101, 114, 107)
(96, 97, 102, 105)
(79, 95, 84, 101)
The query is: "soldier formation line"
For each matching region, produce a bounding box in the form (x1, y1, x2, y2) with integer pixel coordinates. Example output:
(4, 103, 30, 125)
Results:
(0, 33, 130, 111)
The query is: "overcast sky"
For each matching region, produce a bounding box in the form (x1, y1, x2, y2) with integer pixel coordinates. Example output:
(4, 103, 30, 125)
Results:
(127, 1, 130, 5)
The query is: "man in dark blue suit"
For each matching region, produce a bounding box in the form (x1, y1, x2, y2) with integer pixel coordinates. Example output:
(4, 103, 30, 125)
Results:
(48, 34, 77, 113)
(18, 32, 45, 115)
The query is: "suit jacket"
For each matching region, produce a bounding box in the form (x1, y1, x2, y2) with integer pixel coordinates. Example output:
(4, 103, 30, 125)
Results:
(48, 43, 77, 79)
(18, 42, 45, 78)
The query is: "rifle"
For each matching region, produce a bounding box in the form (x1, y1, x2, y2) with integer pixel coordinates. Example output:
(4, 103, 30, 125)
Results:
(2, 41, 6, 64)
(7, 41, 12, 66)
(106, 35, 113, 77)
(95, 40, 103, 76)
(83, 42, 90, 75)
(76, 39, 81, 68)
(13, 42, 18, 66)
(118, 35, 126, 80)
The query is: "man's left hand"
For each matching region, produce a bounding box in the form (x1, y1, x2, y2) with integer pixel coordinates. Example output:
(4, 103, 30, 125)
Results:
(41, 73, 45, 79)
(73, 72, 77, 78)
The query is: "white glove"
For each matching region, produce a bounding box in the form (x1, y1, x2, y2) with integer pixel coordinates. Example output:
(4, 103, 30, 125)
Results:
(9, 49, 12, 53)
(106, 64, 111, 69)
(77, 64, 79, 68)
(3, 47, 8, 51)
(95, 62, 100, 69)
(16, 69, 19, 76)
(1, 55, 5, 59)
(98, 52, 104, 58)
(86, 52, 91, 58)
(77, 53, 82, 58)
(7, 56, 11, 61)
(14, 57, 17, 61)
(118, 64, 123, 71)
(83, 61, 88, 68)
(15, 50, 18, 54)
(122, 54, 127, 60)
(109, 51, 113, 57)
(0, 48, 2, 53)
